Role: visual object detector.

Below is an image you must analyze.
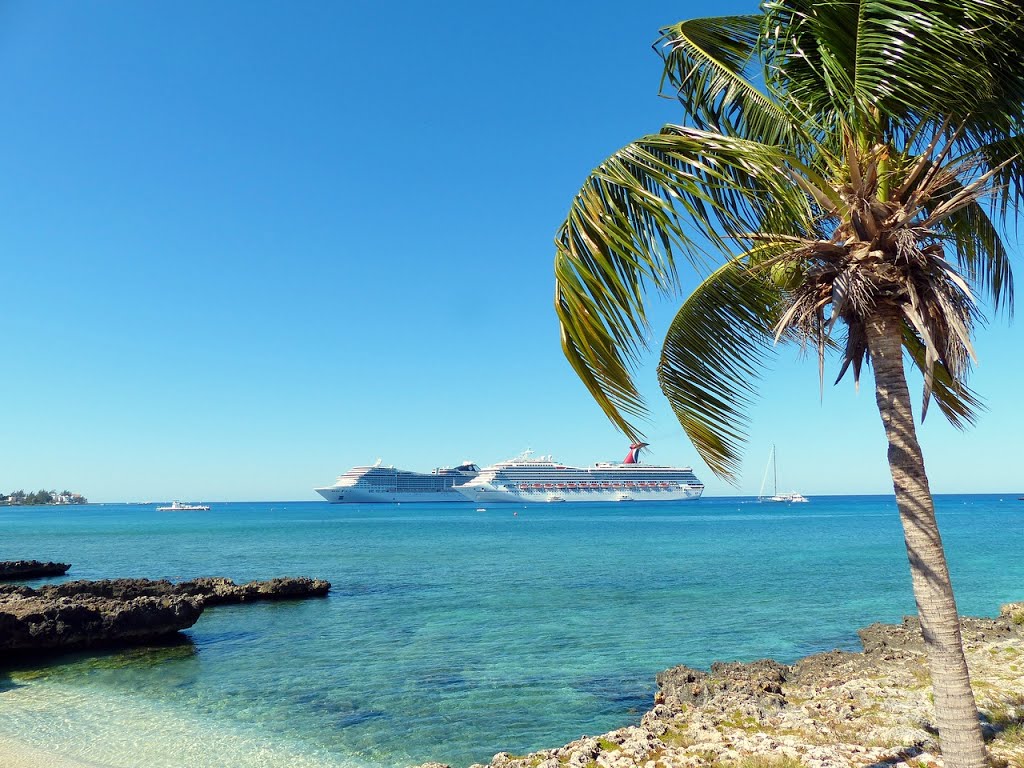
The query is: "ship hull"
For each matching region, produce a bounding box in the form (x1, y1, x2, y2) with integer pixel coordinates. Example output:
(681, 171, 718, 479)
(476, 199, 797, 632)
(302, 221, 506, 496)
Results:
(457, 486, 703, 504)
(314, 487, 472, 504)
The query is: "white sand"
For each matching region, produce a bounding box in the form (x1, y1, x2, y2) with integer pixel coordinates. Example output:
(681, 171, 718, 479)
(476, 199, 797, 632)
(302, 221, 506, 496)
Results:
(0, 737, 100, 768)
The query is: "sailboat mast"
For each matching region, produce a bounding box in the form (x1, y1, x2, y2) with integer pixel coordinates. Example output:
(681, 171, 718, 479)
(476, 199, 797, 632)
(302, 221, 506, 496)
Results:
(773, 444, 778, 497)
(758, 445, 776, 502)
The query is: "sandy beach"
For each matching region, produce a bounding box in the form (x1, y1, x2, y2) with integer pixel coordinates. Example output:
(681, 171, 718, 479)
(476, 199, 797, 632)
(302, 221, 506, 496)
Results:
(0, 737, 96, 768)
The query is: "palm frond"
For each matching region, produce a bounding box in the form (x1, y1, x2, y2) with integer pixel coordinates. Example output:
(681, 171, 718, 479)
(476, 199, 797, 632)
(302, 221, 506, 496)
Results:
(901, 325, 984, 430)
(555, 127, 816, 436)
(891, 227, 982, 421)
(760, 0, 858, 119)
(931, 196, 1015, 317)
(763, 0, 1024, 134)
(657, 257, 784, 481)
(556, 254, 650, 442)
(556, 2, 1017, 473)
(657, 16, 800, 147)
(953, 133, 1024, 224)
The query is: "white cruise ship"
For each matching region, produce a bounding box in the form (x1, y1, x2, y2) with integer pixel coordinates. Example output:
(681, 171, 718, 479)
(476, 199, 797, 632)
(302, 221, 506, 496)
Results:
(314, 460, 480, 503)
(454, 444, 704, 504)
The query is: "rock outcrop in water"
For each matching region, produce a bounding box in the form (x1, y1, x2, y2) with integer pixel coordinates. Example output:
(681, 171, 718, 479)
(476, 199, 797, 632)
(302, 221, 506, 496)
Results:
(0, 589, 204, 653)
(5, 576, 332, 604)
(422, 602, 1024, 768)
(0, 560, 71, 580)
(0, 576, 331, 658)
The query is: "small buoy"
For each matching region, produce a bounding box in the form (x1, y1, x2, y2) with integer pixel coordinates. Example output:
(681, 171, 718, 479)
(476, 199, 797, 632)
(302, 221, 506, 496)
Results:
(513, 511, 518, 517)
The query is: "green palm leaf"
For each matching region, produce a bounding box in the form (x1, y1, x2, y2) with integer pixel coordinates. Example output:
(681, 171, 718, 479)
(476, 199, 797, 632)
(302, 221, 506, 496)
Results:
(763, 0, 1024, 130)
(555, 128, 815, 438)
(657, 16, 799, 147)
(932, 197, 1015, 316)
(957, 133, 1024, 223)
(657, 257, 783, 480)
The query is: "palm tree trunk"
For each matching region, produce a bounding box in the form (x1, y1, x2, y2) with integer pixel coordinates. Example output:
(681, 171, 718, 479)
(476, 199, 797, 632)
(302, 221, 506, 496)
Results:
(865, 310, 987, 768)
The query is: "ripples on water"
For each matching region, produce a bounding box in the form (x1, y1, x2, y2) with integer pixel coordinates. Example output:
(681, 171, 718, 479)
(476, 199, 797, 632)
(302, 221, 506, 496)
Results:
(1, 495, 1022, 767)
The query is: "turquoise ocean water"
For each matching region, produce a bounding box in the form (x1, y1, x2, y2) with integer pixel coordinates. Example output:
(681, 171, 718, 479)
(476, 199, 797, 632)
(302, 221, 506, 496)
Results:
(1, 495, 1022, 767)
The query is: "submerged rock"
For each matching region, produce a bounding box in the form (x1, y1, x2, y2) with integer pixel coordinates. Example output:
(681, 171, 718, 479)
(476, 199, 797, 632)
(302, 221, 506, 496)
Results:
(0, 560, 71, 580)
(0, 575, 331, 659)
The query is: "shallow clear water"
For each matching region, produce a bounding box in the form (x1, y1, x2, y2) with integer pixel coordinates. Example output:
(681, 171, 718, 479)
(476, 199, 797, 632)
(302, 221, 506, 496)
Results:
(2, 495, 1022, 767)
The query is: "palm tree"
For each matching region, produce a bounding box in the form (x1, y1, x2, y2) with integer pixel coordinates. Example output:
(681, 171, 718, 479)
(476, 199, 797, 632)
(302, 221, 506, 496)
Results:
(554, 3, 1021, 767)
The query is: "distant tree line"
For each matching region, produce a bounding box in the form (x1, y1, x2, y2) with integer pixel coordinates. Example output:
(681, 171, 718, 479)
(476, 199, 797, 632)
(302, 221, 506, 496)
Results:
(1, 489, 88, 505)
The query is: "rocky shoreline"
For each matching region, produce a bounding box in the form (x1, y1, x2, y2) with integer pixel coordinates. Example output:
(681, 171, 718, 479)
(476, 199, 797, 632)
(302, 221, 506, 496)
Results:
(0, 574, 330, 657)
(422, 603, 1024, 768)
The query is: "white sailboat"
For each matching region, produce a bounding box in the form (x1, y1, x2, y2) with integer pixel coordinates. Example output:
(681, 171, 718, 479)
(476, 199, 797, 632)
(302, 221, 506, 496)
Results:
(758, 445, 808, 503)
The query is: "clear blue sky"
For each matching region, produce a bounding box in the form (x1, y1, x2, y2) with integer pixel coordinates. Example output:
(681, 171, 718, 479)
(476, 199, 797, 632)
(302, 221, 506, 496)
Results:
(1, 1, 1020, 502)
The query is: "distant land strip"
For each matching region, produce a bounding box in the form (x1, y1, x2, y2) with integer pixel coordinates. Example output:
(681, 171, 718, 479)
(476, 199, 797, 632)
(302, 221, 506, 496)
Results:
(1, 490, 87, 506)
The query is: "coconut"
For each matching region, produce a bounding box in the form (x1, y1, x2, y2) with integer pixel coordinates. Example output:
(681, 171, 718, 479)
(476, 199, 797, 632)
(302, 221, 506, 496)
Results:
(770, 261, 803, 290)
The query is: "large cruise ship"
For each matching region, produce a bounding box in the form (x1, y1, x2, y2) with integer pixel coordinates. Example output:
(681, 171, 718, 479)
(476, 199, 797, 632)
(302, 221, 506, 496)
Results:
(315, 460, 480, 503)
(454, 444, 703, 504)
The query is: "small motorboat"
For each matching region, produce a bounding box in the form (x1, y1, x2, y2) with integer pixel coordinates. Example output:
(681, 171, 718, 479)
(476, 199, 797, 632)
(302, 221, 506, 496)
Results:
(156, 500, 211, 512)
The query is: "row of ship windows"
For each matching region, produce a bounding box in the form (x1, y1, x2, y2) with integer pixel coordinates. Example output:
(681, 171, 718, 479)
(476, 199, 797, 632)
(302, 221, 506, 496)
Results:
(503, 482, 697, 489)
(489, 469, 692, 474)
(356, 482, 458, 489)
(492, 476, 700, 483)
